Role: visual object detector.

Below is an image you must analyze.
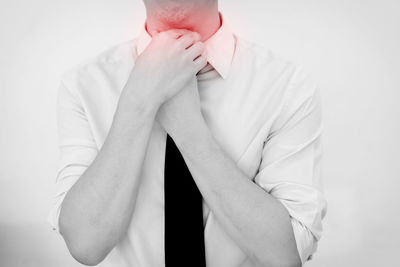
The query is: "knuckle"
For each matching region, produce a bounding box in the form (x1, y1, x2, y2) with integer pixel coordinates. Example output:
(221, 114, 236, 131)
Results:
(195, 42, 205, 51)
(186, 34, 195, 42)
(172, 29, 189, 37)
(178, 37, 189, 47)
(199, 46, 206, 54)
(185, 53, 194, 62)
(173, 40, 184, 50)
(200, 56, 207, 64)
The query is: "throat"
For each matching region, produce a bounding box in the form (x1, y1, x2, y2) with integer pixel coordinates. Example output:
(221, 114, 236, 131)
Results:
(146, 8, 221, 42)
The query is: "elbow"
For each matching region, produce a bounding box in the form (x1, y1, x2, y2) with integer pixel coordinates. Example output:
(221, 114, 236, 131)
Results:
(283, 256, 302, 267)
(270, 249, 302, 267)
(277, 255, 302, 267)
(59, 216, 112, 266)
(277, 249, 302, 267)
(68, 244, 108, 266)
(251, 246, 302, 267)
(255, 257, 302, 267)
(62, 230, 111, 266)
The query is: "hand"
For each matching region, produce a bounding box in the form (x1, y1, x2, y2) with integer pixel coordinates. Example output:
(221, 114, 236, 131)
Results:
(122, 29, 208, 110)
(157, 76, 205, 141)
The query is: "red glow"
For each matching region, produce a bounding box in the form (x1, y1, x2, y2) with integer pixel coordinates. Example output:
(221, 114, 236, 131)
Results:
(145, 4, 221, 42)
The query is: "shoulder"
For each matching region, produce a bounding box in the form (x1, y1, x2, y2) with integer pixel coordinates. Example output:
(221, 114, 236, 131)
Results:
(234, 38, 323, 135)
(235, 35, 318, 99)
(60, 38, 139, 94)
(234, 35, 294, 72)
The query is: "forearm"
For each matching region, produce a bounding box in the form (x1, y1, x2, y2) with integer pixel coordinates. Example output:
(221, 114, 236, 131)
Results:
(59, 87, 158, 265)
(175, 120, 301, 267)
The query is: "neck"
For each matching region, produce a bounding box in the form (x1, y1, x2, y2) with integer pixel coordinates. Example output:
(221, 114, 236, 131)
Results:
(145, 6, 221, 42)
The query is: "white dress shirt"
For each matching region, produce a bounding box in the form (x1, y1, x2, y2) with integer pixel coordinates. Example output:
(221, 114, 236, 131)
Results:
(48, 12, 327, 266)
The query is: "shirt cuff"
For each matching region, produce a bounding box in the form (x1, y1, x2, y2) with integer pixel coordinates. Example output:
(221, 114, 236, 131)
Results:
(47, 191, 68, 234)
(47, 165, 88, 234)
(291, 217, 318, 264)
(258, 182, 327, 264)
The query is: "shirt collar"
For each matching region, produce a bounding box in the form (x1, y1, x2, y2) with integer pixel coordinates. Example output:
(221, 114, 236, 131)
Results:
(136, 12, 235, 79)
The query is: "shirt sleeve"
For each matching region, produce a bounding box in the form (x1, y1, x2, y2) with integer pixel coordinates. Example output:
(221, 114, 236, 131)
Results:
(47, 79, 98, 234)
(253, 67, 328, 264)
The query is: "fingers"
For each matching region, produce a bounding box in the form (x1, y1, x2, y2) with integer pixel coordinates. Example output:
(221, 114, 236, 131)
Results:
(154, 29, 202, 50)
(152, 28, 207, 73)
(193, 53, 208, 73)
(159, 29, 194, 39)
(187, 41, 207, 73)
(178, 32, 201, 49)
(187, 42, 206, 60)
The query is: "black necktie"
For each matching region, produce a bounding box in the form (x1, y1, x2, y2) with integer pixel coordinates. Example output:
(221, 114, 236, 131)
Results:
(164, 78, 208, 267)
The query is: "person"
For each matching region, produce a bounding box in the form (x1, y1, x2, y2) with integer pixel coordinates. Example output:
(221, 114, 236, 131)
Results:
(48, 0, 327, 266)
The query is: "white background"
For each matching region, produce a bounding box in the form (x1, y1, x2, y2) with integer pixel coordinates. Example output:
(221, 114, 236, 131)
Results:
(1, 0, 399, 266)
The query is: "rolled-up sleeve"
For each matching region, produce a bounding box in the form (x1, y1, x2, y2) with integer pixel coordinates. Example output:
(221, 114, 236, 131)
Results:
(254, 67, 327, 264)
(47, 79, 98, 234)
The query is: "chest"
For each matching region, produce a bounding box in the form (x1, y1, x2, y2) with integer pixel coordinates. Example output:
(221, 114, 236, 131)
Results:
(80, 70, 285, 181)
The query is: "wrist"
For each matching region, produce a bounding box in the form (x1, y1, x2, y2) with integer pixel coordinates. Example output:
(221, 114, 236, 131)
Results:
(174, 116, 212, 152)
(119, 83, 161, 116)
(123, 69, 165, 110)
